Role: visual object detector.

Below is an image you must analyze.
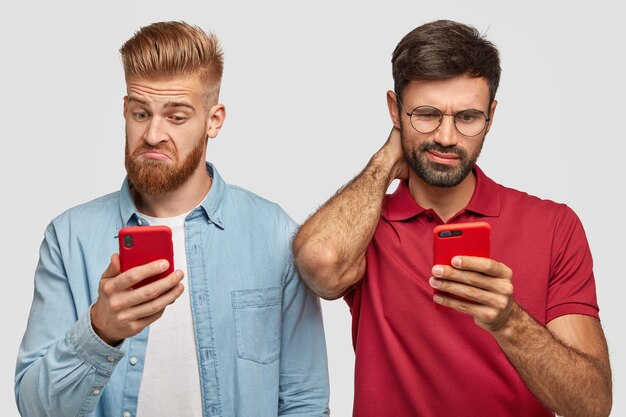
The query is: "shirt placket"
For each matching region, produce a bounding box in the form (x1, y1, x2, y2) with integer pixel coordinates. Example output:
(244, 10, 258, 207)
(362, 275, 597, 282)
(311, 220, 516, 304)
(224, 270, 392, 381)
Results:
(186, 212, 222, 417)
(119, 329, 148, 417)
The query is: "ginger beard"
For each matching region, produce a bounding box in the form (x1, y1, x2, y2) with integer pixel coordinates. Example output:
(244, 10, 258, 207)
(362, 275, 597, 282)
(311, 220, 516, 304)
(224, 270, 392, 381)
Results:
(399, 116, 484, 188)
(125, 135, 206, 196)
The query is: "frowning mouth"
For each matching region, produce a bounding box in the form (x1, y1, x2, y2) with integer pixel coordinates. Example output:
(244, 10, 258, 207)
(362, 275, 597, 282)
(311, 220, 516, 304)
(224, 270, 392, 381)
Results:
(137, 150, 173, 161)
(426, 150, 460, 165)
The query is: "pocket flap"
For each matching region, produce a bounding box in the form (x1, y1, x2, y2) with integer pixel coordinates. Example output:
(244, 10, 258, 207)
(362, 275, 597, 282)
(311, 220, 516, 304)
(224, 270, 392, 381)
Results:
(231, 286, 283, 309)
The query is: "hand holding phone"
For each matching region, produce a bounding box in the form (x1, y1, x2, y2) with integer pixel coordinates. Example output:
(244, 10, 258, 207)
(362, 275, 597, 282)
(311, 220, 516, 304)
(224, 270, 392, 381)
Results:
(432, 221, 491, 306)
(91, 225, 181, 345)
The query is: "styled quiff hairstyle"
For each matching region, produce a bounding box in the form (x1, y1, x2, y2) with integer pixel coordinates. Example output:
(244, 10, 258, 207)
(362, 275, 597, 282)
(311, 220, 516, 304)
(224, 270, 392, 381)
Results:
(120, 21, 223, 97)
(392, 20, 501, 103)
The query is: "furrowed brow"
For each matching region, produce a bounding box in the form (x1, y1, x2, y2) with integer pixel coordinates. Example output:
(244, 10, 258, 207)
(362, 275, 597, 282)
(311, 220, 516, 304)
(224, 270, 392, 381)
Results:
(163, 101, 195, 112)
(127, 96, 149, 106)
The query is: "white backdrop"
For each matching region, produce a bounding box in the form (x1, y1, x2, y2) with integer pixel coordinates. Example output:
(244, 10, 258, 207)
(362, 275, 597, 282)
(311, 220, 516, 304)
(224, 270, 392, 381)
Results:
(2, 1, 624, 416)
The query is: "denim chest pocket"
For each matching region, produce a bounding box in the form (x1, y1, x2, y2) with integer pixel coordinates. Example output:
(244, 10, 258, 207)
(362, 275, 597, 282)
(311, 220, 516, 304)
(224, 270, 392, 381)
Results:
(231, 286, 283, 364)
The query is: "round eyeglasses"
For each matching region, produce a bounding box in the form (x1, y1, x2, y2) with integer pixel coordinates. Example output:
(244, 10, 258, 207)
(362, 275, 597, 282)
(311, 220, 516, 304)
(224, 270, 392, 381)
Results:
(400, 104, 490, 137)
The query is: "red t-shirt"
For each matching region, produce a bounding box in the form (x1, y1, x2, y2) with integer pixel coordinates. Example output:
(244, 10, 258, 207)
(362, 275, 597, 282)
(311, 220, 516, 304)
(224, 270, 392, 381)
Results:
(345, 167, 599, 417)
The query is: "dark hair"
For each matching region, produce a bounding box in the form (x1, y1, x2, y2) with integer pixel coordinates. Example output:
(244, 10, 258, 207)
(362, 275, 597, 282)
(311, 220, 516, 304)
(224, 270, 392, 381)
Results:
(392, 20, 501, 103)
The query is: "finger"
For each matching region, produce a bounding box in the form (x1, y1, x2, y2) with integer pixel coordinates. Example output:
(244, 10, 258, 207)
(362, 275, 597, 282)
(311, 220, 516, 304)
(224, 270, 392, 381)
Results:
(450, 256, 511, 279)
(434, 293, 498, 321)
(432, 265, 505, 292)
(430, 276, 507, 307)
(134, 313, 167, 332)
(126, 270, 184, 306)
(122, 282, 185, 320)
(112, 259, 172, 292)
(114, 310, 172, 340)
(101, 253, 121, 280)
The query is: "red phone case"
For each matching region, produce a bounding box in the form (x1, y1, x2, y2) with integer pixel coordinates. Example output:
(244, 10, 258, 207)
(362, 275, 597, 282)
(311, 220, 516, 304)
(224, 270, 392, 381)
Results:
(118, 225, 174, 288)
(432, 221, 491, 307)
(433, 221, 491, 265)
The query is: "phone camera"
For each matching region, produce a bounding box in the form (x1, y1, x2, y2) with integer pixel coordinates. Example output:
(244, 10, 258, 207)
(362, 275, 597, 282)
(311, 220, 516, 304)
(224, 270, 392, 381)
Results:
(438, 230, 463, 238)
(123, 234, 134, 249)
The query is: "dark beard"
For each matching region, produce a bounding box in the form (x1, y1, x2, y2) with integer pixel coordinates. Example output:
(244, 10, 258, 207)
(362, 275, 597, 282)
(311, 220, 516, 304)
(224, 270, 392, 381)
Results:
(405, 141, 482, 188)
(124, 136, 205, 196)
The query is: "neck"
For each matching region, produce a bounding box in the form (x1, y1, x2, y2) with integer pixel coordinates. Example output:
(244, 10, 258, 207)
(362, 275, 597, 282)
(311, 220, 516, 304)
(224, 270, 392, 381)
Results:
(132, 163, 212, 218)
(407, 169, 477, 223)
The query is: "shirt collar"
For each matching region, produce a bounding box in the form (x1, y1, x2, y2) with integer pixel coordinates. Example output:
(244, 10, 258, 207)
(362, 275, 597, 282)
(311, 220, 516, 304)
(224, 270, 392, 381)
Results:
(119, 162, 226, 228)
(382, 165, 501, 222)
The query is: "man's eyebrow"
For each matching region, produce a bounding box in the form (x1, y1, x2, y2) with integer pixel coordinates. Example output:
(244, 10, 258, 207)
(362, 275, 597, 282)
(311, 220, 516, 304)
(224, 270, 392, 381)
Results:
(163, 101, 195, 111)
(127, 96, 149, 106)
(126, 96, 195, 111)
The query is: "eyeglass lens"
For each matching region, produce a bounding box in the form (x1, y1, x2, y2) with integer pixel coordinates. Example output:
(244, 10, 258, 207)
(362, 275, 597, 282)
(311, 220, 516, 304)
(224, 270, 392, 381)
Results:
(410, 106, 487, 137)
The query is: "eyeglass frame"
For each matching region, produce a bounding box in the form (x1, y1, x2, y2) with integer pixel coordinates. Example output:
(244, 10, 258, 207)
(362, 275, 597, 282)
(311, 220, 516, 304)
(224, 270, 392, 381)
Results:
(398, 101, 492, 137)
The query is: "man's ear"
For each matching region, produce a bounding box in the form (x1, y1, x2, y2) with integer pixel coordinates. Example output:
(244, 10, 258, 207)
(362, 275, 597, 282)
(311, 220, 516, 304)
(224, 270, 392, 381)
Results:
(206, 104, 226, 139)
(386, 90, 401, 129)
(485, 99, 498, 134)
(123, 96, 129, 120)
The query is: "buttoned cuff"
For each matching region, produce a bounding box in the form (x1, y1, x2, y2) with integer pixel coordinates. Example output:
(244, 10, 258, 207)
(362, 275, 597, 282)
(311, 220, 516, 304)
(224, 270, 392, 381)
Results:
(66, 306, 126, 375)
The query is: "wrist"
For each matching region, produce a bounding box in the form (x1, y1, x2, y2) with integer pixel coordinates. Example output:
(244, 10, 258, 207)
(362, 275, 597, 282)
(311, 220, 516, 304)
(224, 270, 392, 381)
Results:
(490, 302, 523, 340)
(370, 145, 403, 186)
(68, 310, 125, 370)
(89, 305, 122, 346)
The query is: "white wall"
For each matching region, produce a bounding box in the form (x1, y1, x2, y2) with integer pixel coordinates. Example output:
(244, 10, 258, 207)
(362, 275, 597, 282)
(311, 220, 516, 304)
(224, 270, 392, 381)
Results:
(2, 1, 623, 415)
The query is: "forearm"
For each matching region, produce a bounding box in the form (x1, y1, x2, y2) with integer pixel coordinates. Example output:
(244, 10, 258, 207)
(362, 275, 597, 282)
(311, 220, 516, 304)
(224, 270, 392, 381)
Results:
(16, 310, 124, 417)
(293, 146, 398, 298)
(492, 304, 612, 417)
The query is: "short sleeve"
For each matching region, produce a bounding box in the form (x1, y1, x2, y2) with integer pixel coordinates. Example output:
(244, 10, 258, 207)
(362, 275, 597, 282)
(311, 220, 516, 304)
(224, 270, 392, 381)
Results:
(546, 205, 599, 323)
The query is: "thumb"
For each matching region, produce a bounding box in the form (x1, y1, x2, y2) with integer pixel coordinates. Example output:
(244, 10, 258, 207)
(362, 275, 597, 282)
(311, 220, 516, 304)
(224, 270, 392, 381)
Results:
(101, 253, 121, 280)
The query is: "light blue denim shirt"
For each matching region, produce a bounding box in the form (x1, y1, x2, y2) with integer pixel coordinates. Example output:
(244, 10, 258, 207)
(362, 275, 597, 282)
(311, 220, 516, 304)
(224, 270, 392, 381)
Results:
(15, 163, 329, 417)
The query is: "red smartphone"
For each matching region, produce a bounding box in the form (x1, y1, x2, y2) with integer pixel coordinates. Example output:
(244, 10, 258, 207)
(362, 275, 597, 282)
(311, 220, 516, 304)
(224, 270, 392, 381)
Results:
(118, 225, 174, 289)
(433, 221, 491, 265)
(432, 221, 491, 306)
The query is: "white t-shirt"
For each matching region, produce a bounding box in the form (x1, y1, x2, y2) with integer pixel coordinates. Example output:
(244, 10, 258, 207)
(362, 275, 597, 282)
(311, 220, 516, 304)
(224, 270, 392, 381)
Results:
(136, 211, 202, 417)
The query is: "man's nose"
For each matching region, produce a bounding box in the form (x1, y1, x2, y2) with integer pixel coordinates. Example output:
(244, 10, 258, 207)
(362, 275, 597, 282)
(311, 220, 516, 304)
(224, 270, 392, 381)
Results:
(144, 118, 168, 145)
(431, 115, 459, 147)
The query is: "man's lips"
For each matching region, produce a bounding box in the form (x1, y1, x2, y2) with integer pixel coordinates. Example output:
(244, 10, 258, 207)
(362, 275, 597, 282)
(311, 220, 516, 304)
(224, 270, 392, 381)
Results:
(427, 150, 460, 165)
(138, 150, 172, 161)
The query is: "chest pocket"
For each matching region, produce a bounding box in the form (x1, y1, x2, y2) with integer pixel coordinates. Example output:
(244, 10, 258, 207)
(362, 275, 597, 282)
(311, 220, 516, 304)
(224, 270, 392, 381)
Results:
(231, 286, 283, 364)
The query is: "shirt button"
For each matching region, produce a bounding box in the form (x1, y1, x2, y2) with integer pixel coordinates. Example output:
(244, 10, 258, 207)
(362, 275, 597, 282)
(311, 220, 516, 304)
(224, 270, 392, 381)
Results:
(129, 357, 138, 365)
(123, 412, 131, 417)
(106, 355, 115, 362)
(426, 213, 434, 221)
(92, 389, 101, 395)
